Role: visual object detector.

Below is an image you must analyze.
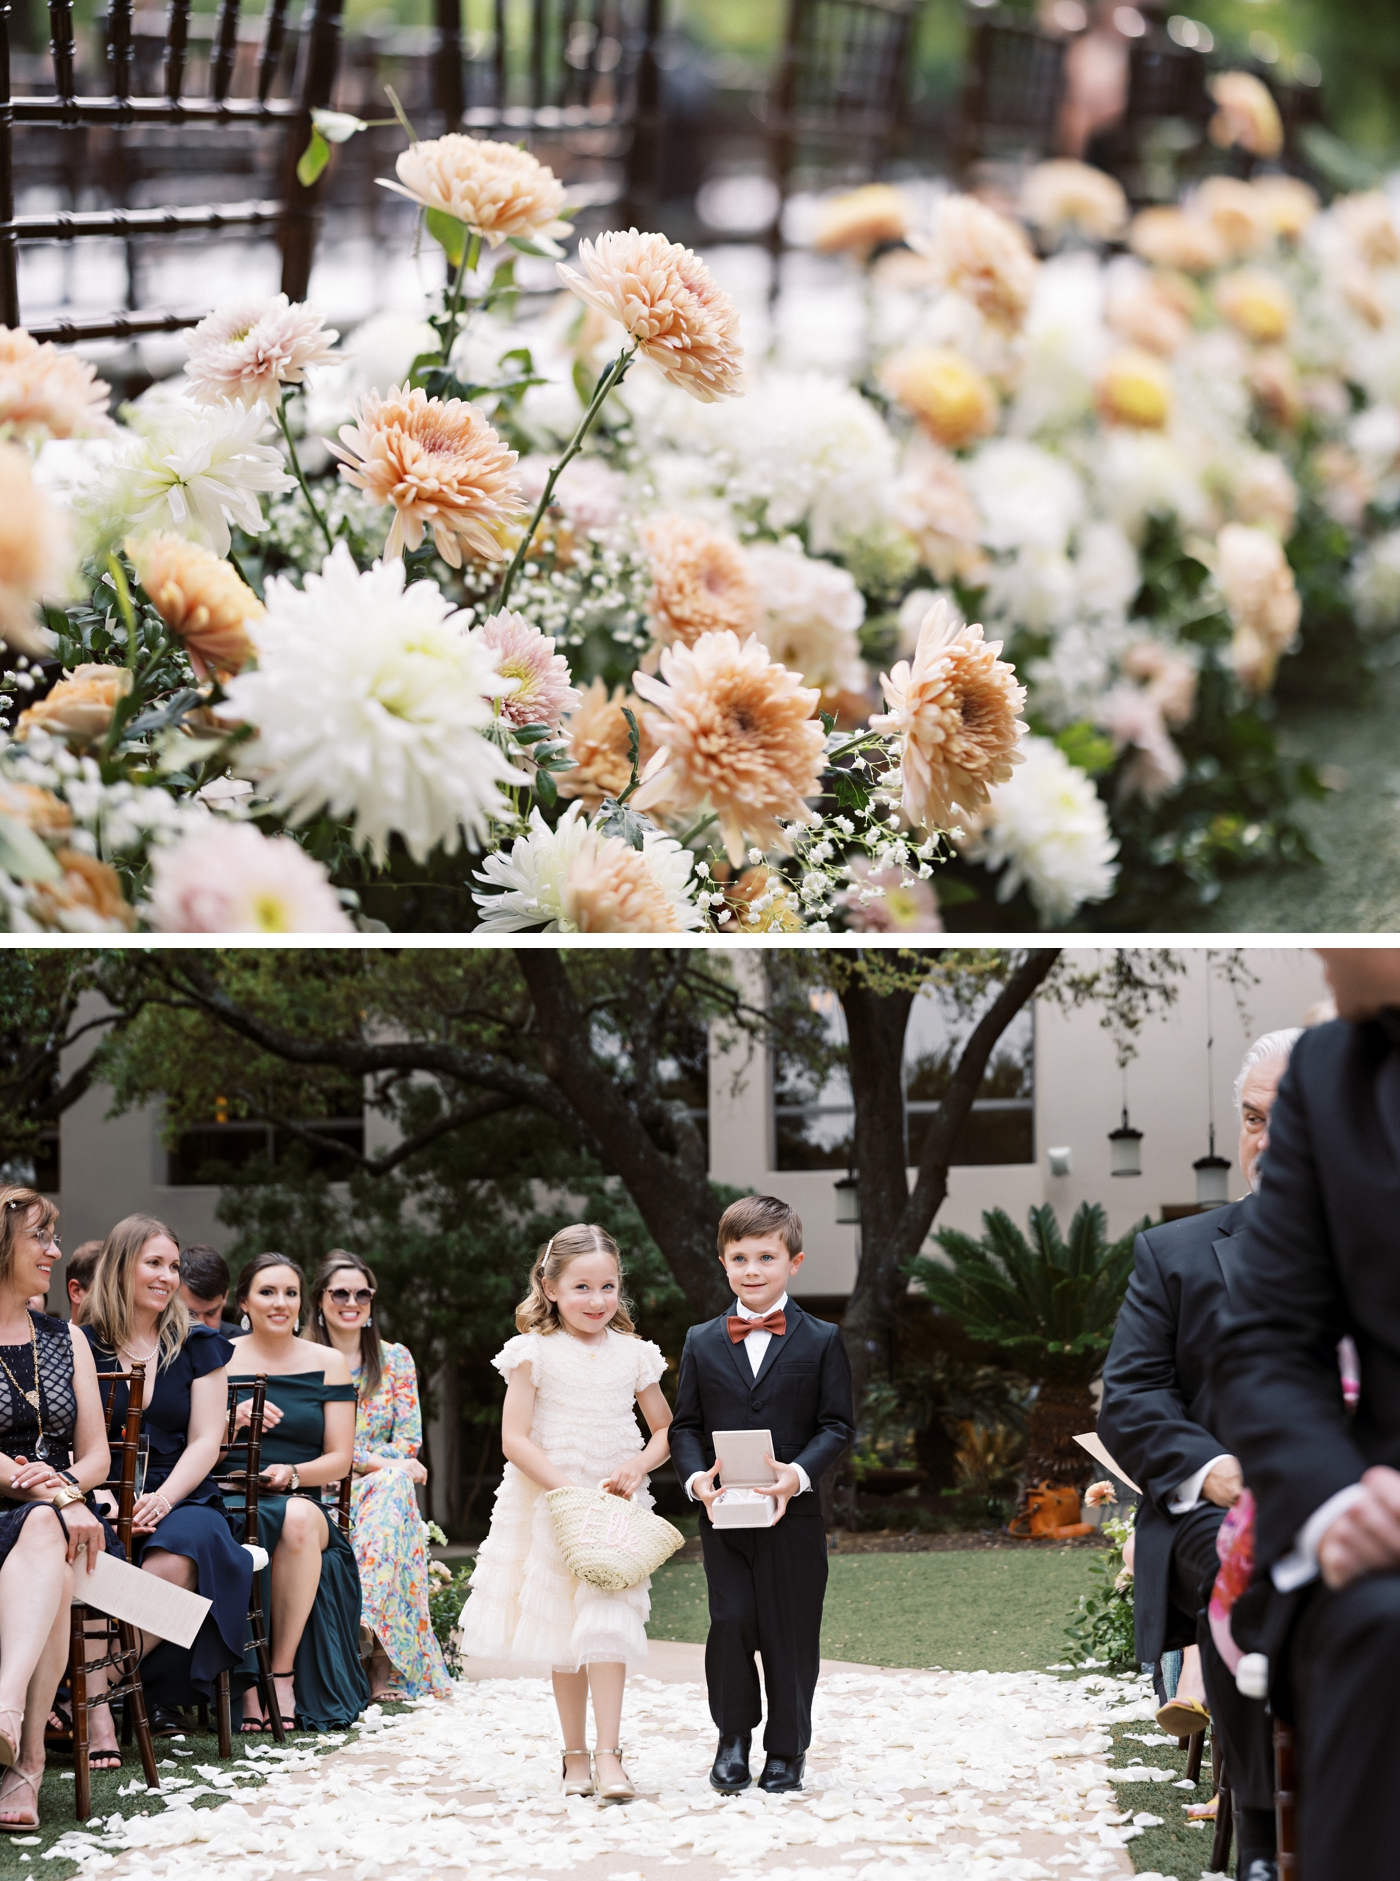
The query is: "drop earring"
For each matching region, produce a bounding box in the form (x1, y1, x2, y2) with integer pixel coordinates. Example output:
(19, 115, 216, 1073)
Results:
(240, 1314, 250, 1331)
(318, 1311, 325, 1327)
(366, 1313, 373, 1327)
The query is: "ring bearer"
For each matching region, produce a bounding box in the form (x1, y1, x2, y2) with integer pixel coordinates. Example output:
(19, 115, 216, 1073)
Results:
(670, 1196, 855, 1796)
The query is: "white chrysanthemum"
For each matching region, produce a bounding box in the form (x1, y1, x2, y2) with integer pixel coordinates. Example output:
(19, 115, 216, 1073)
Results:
(471, 802, 703, 932)
(981, 548, 1077, 634)
(1092, 428, 1210, 541)
(81, 397, 293, 556)
(1009, 253, 1109, 435)
(1074, 521, 1141, 624)
(963, 439, 1085, 557)
(1351, 530, 1400, 636)
(744, 539, 866, 696)
(1025, 621, 1128, 729)
(962, 735, 1118, 924)
(640, 371, 899, 554)
(220, 544, 523, 863)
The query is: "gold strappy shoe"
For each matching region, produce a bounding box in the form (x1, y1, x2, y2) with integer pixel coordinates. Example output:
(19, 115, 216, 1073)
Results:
(594, 1747, 636, 1803)
(561, 1748, 594, 1796)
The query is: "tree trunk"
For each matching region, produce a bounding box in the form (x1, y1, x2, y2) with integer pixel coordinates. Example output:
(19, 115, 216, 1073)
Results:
(912, 1410, 960, 1493)
(1022, 1376, 1098, 1490)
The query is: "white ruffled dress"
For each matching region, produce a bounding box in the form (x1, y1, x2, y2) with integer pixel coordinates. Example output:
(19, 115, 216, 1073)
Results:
(458, 1328, 668, 1672)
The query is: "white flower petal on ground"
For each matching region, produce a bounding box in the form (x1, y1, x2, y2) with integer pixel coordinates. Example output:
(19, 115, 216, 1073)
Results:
(145, 821, 351, 932)
(963, 734, 1119, 923)
(472, 802, 703, 932)
(81, 396, 294, 556)
(221, 544, 523, 863)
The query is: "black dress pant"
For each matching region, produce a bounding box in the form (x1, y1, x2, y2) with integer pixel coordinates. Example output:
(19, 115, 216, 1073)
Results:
(1288, 1568, 1400, 1881)
(699, 1513, 827, 1756)
(1168, 1501, 1274, 1810)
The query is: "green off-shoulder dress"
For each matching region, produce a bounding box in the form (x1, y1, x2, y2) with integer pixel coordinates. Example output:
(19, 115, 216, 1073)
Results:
(227, 1369, 371, 1731)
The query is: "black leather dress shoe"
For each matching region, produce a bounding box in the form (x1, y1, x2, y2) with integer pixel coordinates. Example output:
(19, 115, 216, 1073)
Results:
(758, 1752, 805, 1793)
(710, 1732, 752, 1792)
(147, 1705, 187, 1737)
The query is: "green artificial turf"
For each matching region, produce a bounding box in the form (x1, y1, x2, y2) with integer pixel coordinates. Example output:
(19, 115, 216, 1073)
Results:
(647, 1546, 1099, 1672)
(1107, 1717, 1227, 1880)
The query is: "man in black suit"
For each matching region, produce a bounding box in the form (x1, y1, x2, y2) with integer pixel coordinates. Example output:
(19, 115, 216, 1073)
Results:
(670, 1195, 854, 1797)
(1214, 950, 1400, 1881)
(1098, 1026, 1299, 1881)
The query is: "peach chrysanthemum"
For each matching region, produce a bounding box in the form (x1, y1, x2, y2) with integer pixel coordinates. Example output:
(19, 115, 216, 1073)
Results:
(1208, 71, 1283, 160)
(1249, 348, 1304, 429)
(914, 194, 1038, 332)
(1215, 268, 1293, 345)
(29, 850, 136, 933)
(869, 597, 1027, 834)
(1128, 207, 1226, 275)
(643, 514, 760, 651)
(0, 780, 71, 840)
(473, 608, 578, 730)
(127, 532, 264, 680)
(1019, 160, 1127, 243)
(813, 185, 908, 256)
(0, 442, 70, 659)
(632, 631, 826, 867)
(881, 347, 997, 450)
(557, 230, 744, 403)
(184, 294, 338, 409)
(557, 679, 658, 813)
(1105, 275, 1192, 356)
(381, 135, 571, 249)
(0, 326, 113, 441)
(1095, 350, 1172, 430)
(332, 384, 522, 568)
(1336, 192, 1400, 269)
(561, 834, 689, 933)
(1217, 522, 1300, 693)
(895, 448, 986, 585)
(16, 663, 131, 746)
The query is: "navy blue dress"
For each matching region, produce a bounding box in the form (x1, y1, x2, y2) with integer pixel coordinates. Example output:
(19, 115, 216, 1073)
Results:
(0, 1311, 123, 1564)
(85, 1324, 254, 1706)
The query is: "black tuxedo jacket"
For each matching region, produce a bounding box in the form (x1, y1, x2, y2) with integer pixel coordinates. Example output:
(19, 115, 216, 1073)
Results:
(1214, 1017, 1400, 1571)
(1098, 1195, 1253, 1662)
(670, 1301, 855, 1518)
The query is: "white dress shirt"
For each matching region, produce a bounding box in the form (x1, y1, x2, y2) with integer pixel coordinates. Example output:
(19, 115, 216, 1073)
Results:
(686, 1293, 812, 1500)
(1169, 1453, 1233, 1515)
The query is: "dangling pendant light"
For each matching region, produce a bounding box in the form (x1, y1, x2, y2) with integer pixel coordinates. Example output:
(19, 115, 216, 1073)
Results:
(1194, 952, 1231, 1207)
(1108, 1066, 1142, 1177)
(834, 1172, 860, 1225)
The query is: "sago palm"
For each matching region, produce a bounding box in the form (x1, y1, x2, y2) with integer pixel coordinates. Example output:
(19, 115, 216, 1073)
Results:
(908, 1202, 1146, 1489)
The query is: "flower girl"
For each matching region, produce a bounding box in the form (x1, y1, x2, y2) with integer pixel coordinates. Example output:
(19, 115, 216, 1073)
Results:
(458, 1224, 672, 1801)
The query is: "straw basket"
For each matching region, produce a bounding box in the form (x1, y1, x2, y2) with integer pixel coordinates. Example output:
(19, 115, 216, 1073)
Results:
(546, 1485, 686, 1592)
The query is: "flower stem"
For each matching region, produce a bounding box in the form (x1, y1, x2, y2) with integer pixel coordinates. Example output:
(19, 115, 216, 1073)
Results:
(496, 344, 637, 611)
(677, 811, 717, 847)
(439, 232, 481, 366)
(276, 398, 335, 557)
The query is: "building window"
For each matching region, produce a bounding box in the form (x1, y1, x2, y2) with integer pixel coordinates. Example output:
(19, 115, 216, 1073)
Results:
(772, 990, 1034, 1172)
(166, 1105, 366, 1186)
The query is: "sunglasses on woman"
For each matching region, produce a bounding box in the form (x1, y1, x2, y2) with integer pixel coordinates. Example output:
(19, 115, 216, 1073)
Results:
(327, 1287, 375, 1306)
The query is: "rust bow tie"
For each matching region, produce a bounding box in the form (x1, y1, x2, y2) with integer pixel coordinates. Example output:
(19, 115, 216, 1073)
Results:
(728, 1310, 786, 1343)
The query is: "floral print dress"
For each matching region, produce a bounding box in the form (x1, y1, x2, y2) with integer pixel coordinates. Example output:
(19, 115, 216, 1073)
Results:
(350, 1340, 452, 1698)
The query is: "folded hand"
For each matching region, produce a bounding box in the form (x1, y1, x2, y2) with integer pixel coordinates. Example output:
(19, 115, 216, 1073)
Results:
(756, 1457, 802, 1523)
(1320, 1465, 1400, 1589)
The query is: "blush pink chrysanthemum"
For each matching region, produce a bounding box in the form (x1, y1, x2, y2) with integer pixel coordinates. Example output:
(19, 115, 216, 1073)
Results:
(145, 821, 351, 933)
(381, 135, 571, 249)
(332, 384, 522, 567)
(558, 229, 744, 403)
(184, 294, 339, 409)
(912, 195, 1038, 333)
(0, 441, 71, 658)
(632, 630, 826, 866)
(870, 597, 1027, 834)
(644, 513, 760, 650)
(473, 608, 578, 730)
(0, 326, 113, 440)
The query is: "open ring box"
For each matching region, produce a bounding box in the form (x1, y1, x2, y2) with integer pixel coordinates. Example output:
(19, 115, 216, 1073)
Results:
(710, 1428, 779, 1528)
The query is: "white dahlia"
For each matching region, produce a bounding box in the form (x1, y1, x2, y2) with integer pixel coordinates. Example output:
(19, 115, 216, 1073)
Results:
(220, 544, 523, 862)
(472, 802, 703, 932)
(961, 736, 1118, 925)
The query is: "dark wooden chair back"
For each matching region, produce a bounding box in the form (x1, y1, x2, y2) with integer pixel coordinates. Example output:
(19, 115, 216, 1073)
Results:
(955, 8, 1065, 178)
(213, 1374, 284, 1748)
(0, 0, 347, 342)
(769, 0, 916, 192)
(1275, 1719, 1298, 1877)
(94, 1358, 147, 1545)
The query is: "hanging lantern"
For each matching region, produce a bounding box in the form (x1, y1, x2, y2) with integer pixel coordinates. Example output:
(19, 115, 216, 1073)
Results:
(1194, 1138, 1230, 1207)
(1108, 1109, 1143, 1178)
(834, 1174, 860, 1225)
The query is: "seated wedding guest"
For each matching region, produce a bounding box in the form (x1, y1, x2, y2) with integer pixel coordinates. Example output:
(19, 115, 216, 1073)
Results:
(306, 1252, 452, 1701)
(1214, 950, 1400, 1881)
(65, 1243, 104, 1318)
(1098, 1027, 1300, 1881)
(179, 1245, 240, 1336)
(228, 1254, 369, 1733)
(79, 1215, 253, 1757)
(0, 1188, 114, 1831)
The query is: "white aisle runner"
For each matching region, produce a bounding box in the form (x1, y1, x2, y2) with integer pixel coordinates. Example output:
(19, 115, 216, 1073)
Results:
(51, 1646, 1163, 1881)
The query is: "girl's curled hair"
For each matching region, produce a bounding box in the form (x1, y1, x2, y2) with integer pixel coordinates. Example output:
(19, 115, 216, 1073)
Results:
(515, 1223, 634, 1336)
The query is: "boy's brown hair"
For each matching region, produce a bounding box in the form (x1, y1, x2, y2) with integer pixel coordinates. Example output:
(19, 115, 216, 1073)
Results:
(717, 1195, 803, 1258)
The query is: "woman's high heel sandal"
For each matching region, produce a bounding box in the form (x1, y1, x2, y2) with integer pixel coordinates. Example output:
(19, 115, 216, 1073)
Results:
(594, 1748, 635, 1803)
(0, 1707, 23, 1769)
(0, 1767, 41, 1833)
(561, 1749, 594, 1797)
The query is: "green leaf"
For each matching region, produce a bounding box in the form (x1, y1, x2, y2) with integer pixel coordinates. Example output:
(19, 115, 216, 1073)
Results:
(426, 208, 469, 266)
(511, 722, 556, 746)
(506, 232, 565, 260)
(0, 815, 60, 884)
(1055, 721, 1117, 779)
(533, 764, 557, 808)
(595, 797, 654, 851)
(296, 128, 331, 189)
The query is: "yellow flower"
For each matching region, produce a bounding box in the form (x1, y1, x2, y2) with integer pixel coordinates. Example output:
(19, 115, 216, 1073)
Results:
(127, 533, 264, 680)
(16, 663, 132, 746)
(1215, 269, 1293, 346)
(558, 230, 744, 403)
(881, 348, 998, 450)
(813, 185, 908, 256)
(380, 135, 571, 249)
(1095, 350, 1173, 430)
